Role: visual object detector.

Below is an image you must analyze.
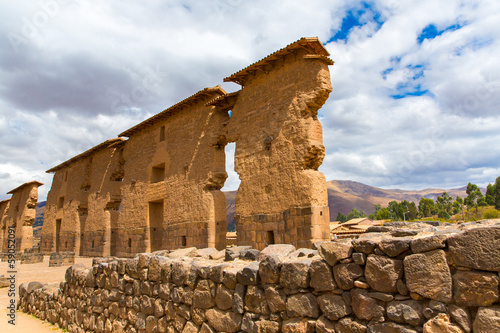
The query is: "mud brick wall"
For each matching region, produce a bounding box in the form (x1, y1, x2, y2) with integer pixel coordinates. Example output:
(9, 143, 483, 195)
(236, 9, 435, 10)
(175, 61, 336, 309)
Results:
(18, 222, 500, 333)
(49, 251, 75, 267)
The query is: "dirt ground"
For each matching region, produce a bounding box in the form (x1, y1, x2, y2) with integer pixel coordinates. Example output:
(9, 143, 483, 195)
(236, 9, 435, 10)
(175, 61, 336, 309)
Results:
(0, 256, 94, 333)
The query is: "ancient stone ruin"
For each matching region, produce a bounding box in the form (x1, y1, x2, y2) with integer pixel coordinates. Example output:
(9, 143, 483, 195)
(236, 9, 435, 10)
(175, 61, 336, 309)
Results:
(0, 180, 43, 252)
(39, 37, 333, 257)
(18, 221, 500, 332)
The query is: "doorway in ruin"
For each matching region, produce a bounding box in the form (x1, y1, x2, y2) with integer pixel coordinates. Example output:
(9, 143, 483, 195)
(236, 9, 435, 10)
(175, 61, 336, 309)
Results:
(55, 218, 61, 252)
(222, 142, 240, 236)
(148, 200, 164, 252)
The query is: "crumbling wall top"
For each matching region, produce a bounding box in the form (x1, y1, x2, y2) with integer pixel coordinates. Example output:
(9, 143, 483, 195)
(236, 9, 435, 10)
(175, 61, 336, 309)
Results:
(7, 180, 43, 194)
(119, 85, 227, 137)
(224, 37, 333, 86)
(45, 137, 125, 173)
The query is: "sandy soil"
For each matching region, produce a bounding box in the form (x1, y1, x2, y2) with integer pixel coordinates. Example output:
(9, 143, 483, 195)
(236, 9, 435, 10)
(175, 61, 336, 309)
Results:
(0, 256, 94, 332)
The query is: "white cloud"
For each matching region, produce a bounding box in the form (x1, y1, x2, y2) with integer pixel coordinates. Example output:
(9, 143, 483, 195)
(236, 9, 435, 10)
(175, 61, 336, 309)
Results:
(1, 0, 499, 201)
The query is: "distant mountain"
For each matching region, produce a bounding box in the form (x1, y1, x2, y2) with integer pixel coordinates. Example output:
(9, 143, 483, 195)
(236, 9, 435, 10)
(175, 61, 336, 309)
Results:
(326, 180, 472, 218)
(224, 180, 477, 226)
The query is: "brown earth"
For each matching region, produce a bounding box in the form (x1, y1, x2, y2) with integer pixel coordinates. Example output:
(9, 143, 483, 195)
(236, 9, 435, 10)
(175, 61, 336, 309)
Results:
(0, 256, 93, 332)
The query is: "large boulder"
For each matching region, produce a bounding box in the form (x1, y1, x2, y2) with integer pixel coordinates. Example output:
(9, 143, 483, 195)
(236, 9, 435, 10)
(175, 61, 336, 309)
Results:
(403, 250, 452, 303)
(318, 240, 353, 266)
(365, 255, 403, 293)
(452, 270, 499, 306)
(473, 306, 500, 333)
(205, 309, 242, 333)
(448, 225, 500, 271)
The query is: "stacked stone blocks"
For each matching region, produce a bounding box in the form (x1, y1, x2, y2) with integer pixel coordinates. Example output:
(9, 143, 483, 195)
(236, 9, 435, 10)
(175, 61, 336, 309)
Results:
(18, 221, 500, 332)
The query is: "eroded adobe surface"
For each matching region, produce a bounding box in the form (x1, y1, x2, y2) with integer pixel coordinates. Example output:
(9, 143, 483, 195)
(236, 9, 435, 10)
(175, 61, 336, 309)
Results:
(39, 37, 333, 256)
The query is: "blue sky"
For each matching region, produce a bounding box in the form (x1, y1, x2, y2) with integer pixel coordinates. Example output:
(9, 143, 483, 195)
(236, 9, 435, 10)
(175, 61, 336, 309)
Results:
(0, 0, 499, 201)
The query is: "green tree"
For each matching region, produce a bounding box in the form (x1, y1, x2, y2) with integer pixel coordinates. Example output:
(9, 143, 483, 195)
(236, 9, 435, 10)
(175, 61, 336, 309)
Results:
(418, 198, 435, 218)
(436, 192, 453, 215)
(375, 207, 390, 220)
(346, 208, 366, 221)
(465, 182, 484, 212)
(486, 183, 496, 206)
(335, 212, 347, 223)
(388, 201, 402, 220)
(495, 177, 500, 210)
(452, 196, 465, 220)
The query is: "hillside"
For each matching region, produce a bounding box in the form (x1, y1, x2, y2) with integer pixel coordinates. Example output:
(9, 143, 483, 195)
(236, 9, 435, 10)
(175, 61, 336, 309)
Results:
(224, 180, 474, 225)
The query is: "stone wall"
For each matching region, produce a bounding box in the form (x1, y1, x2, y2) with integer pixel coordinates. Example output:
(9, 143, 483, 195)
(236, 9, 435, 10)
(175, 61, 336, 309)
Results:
(49, 251, 76, 267)
(18, 221, 500, 332)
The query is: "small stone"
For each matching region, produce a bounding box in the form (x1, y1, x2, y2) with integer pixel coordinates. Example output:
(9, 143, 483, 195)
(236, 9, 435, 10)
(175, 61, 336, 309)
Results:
(397, 279, 408, 296)
(225, 246, 252, 261)
(205, 309, 242, 333)
(365, 255, 403, 293)
(423, 313, 462, 333)
(352, 252, 366, 265)
(240, 249, 260, 261)
(259, 254, 281, 284)
(309, 259, 337, 292)
(259, 244, 296, 261)
(318, 241, 353, 266)
(410, 234, 447, 253)
(350, 288, 384, 321)
(335, 317, 368, 333)
(316, 315, 336, 333)
(264, 285, 286, 313)
(387, 300, 425, 326)
(317, 293, 352, 321)
(368, 292, 394, 302)
(448, 304, 471, 333)
(286, 293, 320, 318)
(354, 281, 369, 289)
(368, 322, 417, 333)
(237, 262, 260, 285)
(379, 237, 412, 257)
(333, 263, 363, 290)
(280, 259, 311, 289)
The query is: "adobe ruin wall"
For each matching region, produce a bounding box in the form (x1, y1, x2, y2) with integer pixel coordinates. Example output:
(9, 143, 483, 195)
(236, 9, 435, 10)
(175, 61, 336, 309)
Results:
(37, 37, 334, 257)
(1, 181, 42, 252)
(18, 221, 500, 333)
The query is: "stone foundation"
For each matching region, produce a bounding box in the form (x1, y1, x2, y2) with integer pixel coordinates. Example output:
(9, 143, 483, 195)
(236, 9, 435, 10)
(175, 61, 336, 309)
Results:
(49, 251, 75, 267)
(19, 220, 500, 332)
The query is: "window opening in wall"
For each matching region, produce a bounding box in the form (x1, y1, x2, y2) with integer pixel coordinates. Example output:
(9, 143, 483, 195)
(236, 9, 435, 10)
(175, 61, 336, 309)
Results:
(266, 230, 275, 245)
(55, 219, 61, 252)
(58, 197, 65, 209)
(148, 200, 164, 252)
(150, 163, 166, 183)
(128, 238, 132, 248)
(92, 240, 94, 248)
(221, 142, 239, 233)
(65, 241, 67, 249)
(181, 235, 187, 247)
(320, 211, 323, 216)
(159, 126, 165, 141)
(64, 171, 68, 182)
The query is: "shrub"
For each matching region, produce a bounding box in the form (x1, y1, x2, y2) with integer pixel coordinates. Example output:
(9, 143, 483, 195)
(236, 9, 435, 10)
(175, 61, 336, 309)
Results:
(483, 208, 500, 219)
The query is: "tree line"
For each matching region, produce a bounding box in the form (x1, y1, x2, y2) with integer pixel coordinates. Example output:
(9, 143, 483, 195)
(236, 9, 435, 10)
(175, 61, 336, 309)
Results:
(335, 177, 500, 222)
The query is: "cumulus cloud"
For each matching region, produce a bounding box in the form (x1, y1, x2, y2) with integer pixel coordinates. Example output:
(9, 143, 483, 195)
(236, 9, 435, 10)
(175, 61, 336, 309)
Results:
(0, 0, 499, 201)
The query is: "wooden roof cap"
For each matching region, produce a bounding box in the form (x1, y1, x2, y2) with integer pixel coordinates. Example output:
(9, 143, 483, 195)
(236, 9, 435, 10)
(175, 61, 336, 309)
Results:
(0, 199, 11, 204)
(46, 138, 125, 173)
(119, 85, 227, 137)
(7, 180, 44, 194)
(224, 37, 332, 86)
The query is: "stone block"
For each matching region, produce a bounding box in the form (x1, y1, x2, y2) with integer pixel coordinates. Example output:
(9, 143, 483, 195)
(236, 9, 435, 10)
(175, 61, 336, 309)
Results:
(318, 240, 353, 266)
(403, 250, 452, 303)
(452, 270, 499, 306)
(448, 226, 500, 271)
(365, 254, 403, 293)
